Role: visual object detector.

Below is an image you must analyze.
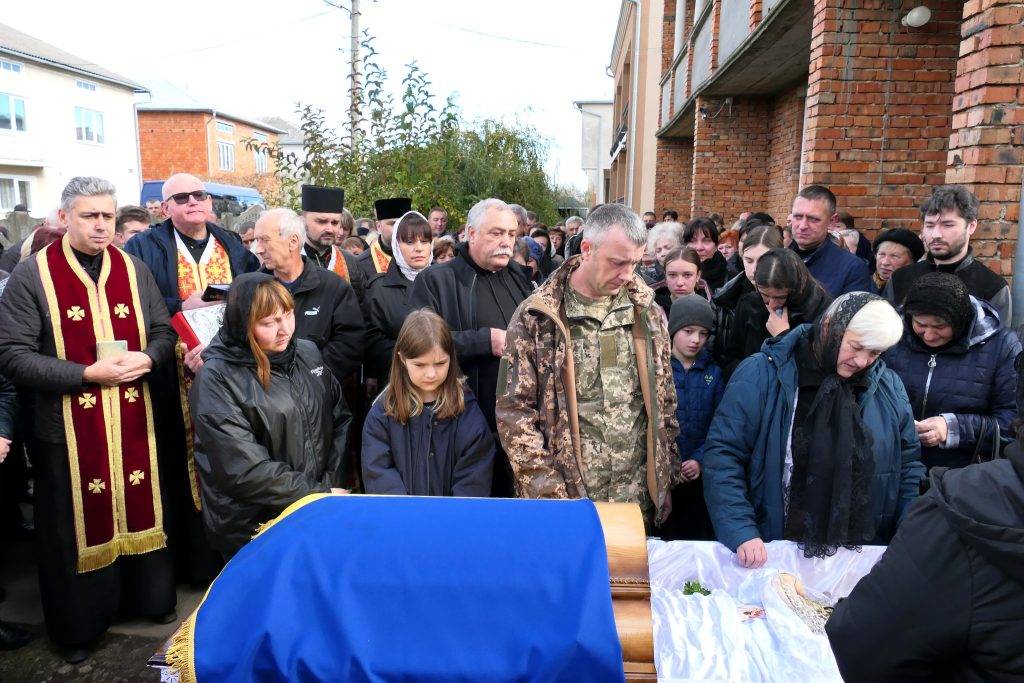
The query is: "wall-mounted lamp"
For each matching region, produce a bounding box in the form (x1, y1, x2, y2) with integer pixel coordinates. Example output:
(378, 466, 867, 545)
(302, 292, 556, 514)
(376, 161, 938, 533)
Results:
(901, 5, 931, 28)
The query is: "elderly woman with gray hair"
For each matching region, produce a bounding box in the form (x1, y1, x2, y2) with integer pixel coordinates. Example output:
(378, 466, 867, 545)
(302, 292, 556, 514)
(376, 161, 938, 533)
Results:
(702, 293, 925, 568)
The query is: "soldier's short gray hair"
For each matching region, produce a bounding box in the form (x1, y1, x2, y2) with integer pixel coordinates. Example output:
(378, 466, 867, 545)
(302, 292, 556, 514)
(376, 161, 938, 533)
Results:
(467, 198, 514, 228)
(581, 203, 647, 247)
(259, 207, 306, 243)
(61, 177, 116, 213)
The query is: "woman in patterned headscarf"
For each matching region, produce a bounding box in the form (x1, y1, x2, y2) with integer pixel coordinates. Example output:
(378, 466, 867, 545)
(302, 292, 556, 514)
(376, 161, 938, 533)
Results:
(702, 292, 926, 567)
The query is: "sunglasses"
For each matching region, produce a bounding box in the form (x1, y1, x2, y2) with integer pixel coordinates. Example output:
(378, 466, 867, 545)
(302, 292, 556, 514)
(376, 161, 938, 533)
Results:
(168, 190, 210, 204)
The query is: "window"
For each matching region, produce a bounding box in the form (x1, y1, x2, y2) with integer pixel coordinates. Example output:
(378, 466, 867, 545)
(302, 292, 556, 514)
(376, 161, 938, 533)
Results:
(75, 79, 97, 91)
(252, 131, 269, 173)
(74, 107, 104, 143)
(216, 120, 234, 137)
(0, 177, 31, 211)
(218, 141, 234, 171)
(0, 59, 22, 74)
(0, 92, 26, 132)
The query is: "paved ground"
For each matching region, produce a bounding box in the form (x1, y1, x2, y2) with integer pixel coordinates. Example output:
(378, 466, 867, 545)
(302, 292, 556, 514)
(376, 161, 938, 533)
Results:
(0, 539, 203, 681)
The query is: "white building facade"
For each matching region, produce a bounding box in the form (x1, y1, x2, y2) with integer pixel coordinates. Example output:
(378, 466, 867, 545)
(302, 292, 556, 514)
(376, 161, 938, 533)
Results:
(0, 23, 146, 214)
(574, 100, 613, 206)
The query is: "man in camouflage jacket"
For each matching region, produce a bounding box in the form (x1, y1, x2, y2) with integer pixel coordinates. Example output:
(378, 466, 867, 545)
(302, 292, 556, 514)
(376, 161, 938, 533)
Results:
(496, 204, 680, 525)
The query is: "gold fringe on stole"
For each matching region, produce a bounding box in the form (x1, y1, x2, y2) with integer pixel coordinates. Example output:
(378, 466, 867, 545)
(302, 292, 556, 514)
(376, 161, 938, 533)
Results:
(175, 344, 202, 511)
(76, 528, 168, 573)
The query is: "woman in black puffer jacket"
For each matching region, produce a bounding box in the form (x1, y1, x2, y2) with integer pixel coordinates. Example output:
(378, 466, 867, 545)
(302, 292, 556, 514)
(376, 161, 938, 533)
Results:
(885, 272, 1020, 471)
(190, 273, 351, 559)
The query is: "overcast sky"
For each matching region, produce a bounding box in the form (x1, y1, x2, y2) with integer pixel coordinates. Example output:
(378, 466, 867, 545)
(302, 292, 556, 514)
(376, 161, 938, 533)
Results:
(8, 0, 621, 191)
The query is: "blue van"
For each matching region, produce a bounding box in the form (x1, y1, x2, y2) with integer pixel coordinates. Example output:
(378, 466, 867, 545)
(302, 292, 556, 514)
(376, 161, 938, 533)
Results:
(140, 180, 265, 216)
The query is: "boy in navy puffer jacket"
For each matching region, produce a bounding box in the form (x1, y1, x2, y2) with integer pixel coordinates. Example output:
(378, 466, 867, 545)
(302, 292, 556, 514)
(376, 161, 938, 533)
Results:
(660, 295, 724, 540)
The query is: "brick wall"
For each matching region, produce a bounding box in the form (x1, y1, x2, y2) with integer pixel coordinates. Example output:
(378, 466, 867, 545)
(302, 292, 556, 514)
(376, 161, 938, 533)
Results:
(802, 0, 963, 237)
(946, 0, 1024, 278)
(138, 111, 210, 180)
(691, 95, 772, 224)
(766, 84, 806, 223)
(654, 137, 694, 218)
(661, 0, 676, 73)
(138, 111, 277, 184)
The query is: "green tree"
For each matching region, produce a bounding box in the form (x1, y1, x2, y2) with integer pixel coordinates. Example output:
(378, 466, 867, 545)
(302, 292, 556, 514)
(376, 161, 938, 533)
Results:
(249, 33, 568, 226)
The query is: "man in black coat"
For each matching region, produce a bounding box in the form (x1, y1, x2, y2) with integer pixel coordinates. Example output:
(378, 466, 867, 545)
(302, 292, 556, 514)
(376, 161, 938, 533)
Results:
(885, 184, 1011, 327)
(826, 414, 1024, 680)
(409, 198, 533, 497)
(252, 208, 364, 383)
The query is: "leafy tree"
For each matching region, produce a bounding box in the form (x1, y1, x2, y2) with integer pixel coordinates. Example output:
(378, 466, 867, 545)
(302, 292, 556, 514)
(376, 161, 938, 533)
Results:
(248, 32, 570, 226)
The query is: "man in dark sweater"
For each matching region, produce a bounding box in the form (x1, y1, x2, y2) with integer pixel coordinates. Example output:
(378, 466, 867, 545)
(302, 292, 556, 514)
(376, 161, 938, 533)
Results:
(409, 198, 533, 497)
(787, 185, 873, 297)
(884, 184, 1011, 327)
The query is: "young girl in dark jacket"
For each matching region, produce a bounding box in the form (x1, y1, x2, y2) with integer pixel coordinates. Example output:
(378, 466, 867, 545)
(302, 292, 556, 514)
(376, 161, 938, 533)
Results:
(362, 309, 494, 497)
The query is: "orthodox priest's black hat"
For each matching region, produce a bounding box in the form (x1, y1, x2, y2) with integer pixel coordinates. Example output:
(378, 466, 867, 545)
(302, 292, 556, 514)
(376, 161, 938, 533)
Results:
(301, 184, 345, 213)
(374, 197, 412, 221)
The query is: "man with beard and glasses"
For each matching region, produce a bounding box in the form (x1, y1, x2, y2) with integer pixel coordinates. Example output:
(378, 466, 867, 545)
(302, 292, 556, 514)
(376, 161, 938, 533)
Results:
(885, 184, 1011, 327)
(409, 198, 533, 497)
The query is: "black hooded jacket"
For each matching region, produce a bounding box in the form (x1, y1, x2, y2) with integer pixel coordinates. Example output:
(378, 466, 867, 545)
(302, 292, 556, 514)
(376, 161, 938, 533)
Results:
(190, 273, 352, 556)
(827, 444, 1024, 681)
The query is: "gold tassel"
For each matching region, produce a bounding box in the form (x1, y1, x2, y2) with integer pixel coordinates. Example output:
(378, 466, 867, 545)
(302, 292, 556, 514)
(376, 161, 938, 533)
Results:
(165, 611, 198, 683)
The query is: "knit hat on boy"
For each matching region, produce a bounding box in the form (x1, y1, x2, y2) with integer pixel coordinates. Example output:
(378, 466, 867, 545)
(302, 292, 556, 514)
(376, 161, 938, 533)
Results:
(668, 294, 714, 338)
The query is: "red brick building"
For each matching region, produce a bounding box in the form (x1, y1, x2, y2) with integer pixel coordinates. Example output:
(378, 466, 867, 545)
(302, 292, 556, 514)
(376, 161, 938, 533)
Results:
(137, 107, 282, 185)
(611, 0, 1023, 281)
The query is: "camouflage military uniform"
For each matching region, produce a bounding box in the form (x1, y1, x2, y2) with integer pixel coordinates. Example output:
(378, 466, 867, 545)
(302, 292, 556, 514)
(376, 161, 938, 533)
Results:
(563, 286, 653, 518)
(495, 256, 681, 523)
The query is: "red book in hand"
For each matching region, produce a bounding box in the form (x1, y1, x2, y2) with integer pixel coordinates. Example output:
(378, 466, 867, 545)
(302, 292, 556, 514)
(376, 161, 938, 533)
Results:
(171, 304, 226, 350)
(171, 312, 202, 350)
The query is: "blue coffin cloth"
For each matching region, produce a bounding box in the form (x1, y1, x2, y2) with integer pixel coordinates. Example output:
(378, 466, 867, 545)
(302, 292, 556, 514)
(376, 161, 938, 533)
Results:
(177, 495, 625, 682)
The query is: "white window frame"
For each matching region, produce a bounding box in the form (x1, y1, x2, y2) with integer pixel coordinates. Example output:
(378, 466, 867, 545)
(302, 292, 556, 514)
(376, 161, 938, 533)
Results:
(0, 59, 23, 74)
(217, 140, 235, 171)
(252, 131, 269, 173)
(0, 174, 33, 212)
(215, 120, 234, 137)
(74, 106, 105, 144)
(75, 79, 97, 92)
(0, 91, 27, 133)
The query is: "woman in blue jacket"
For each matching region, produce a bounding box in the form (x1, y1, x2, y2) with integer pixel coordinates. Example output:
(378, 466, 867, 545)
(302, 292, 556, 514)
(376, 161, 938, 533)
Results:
(703, 293, 925, 568)
(885, 272, 1020, 471)
(362, 309, 494, 497)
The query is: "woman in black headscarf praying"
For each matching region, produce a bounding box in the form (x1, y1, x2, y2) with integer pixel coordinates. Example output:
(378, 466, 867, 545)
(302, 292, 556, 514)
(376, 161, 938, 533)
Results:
(702, 292, 926, 567)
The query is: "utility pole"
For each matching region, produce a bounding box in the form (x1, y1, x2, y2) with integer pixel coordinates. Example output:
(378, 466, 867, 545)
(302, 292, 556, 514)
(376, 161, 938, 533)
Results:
(349, 0, 360, 142)
(324, 0, 362, 143)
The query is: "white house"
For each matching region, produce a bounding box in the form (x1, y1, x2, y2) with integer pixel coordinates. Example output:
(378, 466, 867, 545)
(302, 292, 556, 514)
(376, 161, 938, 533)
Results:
(573, 100, 614, 206)
(0, 22, 147, 214)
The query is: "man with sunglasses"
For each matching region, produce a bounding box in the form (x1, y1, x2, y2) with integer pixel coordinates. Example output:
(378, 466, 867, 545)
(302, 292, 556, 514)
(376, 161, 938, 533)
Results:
(123, 173, 258, 586)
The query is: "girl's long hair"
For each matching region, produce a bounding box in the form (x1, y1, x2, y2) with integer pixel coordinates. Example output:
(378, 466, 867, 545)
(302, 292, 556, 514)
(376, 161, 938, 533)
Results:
(246, 280, 295, 389)
(753, 248, 828, 310)
(383, 309, 465, 424)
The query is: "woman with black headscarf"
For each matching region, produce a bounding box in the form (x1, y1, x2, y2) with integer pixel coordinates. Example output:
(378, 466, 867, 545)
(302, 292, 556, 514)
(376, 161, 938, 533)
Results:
(190, 273, 351, 559)
(702, 292, 925, 567)
(885, 272, 1020, 472)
